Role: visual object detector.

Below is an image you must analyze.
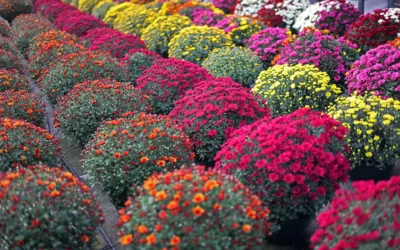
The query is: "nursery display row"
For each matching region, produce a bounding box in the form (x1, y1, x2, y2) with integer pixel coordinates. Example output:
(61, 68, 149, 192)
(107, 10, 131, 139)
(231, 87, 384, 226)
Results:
(0, 0, 399, 249)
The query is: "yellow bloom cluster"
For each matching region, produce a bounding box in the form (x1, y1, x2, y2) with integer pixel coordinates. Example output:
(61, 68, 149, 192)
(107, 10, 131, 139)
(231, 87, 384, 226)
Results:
(91, 0, 116, 20)
(202, 46, 263, 87)
(253, 64, 341, 116)
(168, 25, 233, 65)
(102, 2, 137, 25)
(220, 16, 263, 46)
(328, 93, 400, 169)
(77, 0, 101, 13)
(113, 5, 160, 36)
(141, 14, 192, 56)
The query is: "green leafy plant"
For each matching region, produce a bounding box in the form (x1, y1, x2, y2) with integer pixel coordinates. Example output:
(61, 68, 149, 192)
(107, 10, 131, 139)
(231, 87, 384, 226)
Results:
(202, 46, 263, 87)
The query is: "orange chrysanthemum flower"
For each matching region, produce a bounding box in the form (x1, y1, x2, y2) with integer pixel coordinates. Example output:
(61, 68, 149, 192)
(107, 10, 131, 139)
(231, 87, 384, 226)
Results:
(242, 224, 252, 233)
(120, 234, 133, 245)
(137, 225, 148, 234)
(140, 156, 149, 163)
(157, 160, 166, 167)
(170, 236, 181, 245)
(167, 200, 179, 210)
(192, 206, 205, 217)
(146, 234, 156, 245)
(156, 190, 168, 201)
(192, 193, 205, 203)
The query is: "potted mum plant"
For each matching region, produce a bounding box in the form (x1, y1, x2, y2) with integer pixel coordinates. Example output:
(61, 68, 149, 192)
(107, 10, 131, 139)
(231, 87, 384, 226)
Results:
(345, 44, 400, 99)
(0, 166, 104, 249)
(169, 77, 270, 165)
(328, 93, 400, 181)
(215, 108, 350, 245)
(311, 176, 400, 250)
(117, 165, 271, 249)
(82, 113, 195, 206)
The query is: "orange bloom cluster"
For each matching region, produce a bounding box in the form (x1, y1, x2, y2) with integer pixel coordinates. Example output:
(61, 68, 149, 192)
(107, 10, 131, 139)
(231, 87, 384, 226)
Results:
(117, 165, 270, 249)
(0, 118, 61, 172)
(0, 90, 46, 127)
(82, 113, 194, 206)
(0, 68, 29, 92)
(0, 166, 104, 249)
(27, 30, 80, 57)
(388, 37, 400, 49)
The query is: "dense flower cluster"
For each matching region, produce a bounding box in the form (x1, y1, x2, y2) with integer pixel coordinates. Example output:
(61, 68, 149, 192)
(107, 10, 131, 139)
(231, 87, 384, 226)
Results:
(27, 30, 80, 58)
(38, 1, 78, 22)
(346, 44, 400, 99)
(234, 0, 268, 17)
(389, 37, 400, 49)
(39, 50, 127, 105)
(141, 14, 192, 57)
(254, 64, 342, 116)
(29, 41, 86, 80)
(77, 0, 102, 13)
(168, 25, 233, 65)
(0, 49, 25, 73)
(160, 0, 223, 19)
(202, 46, 263, 87)
(11, 14, 55, 55)
(215, 108, 350, 232)
(244, 27, 290, 66)
(122, 49, 162, 83)
(311, 176, 400, 250)
(0, 69, 29, 92)
(216, 15, 263, 46)
(82, 113, 194, 205)
(89, 32, 145, 58)
(277, 28, 359, 85)
(169, 77, 270, 162)
(212, 0, 238, 13)
(79, 27, 118, 47)
(136, 58, 213, 115)
(192, 8, 225, 26)
(113, 5, 158, 37)
(0, 118, 61, 172)
(54, 79, 151, 145)
(0, 90, 46, 127)
(328, 93, 400, 170)
(345, 8, 400, 54)
(0, 0, 32, 22)
(0, 166, 104, 249)
(314, 0, 362, 37)
(118, 165, 270, 248)
(54, 11, 106, 37)
(258, 0, 310, 29)
(293, 2, 323, 31)
(0, 36, 21, 56)
(0, 16, 11, 37)
(91, 0, 116, 20)
(102, 2, 137, 25)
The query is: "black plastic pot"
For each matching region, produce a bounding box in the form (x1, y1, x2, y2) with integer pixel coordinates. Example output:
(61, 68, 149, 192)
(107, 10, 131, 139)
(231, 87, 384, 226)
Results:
(349, 164, 394, 182)
(267, 216, 312, 247)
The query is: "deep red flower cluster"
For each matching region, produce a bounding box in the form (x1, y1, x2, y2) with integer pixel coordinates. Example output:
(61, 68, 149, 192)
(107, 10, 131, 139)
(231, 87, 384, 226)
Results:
(0, 166, 104, 249)
(79, 27, 119, 47)
(136, 58, 213, 115)
(54, 9, 107, 37)
(215, 108, 350, 232)
(345, 8, 400, 53)
(89, 32, 145, 58)
(257, 1, 285, 27)
(312, 176, 400, 250)
(169, 77, 270, 163)
(34, 0, 77, 22)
